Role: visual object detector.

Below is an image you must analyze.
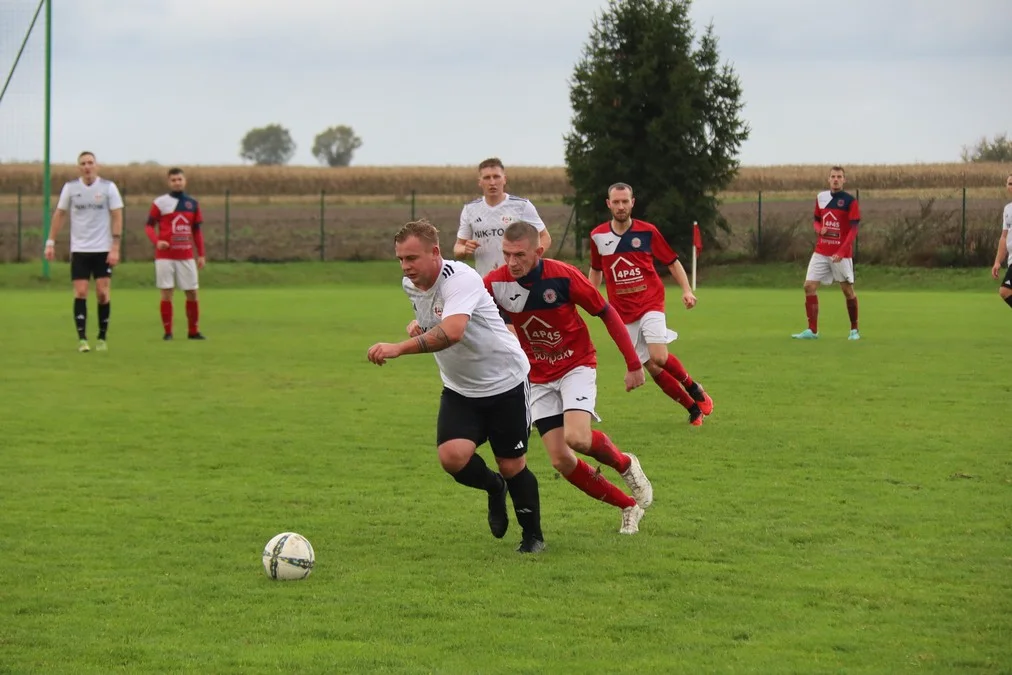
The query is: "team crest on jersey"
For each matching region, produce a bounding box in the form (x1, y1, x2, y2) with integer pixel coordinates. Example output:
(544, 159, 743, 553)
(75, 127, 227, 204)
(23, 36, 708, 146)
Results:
(185, 201, 193, 209)
(93, 194, 104, 203)
(433, 303, 443, 318)
(837, 199, 844, 207)
(542, 288, 557, 304)
(501, 215, 513, 226)
(631, 237, 641, 249)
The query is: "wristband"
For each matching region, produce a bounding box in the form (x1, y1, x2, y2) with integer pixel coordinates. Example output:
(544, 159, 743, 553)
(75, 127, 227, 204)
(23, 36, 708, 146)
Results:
(45, 239, 54, 247)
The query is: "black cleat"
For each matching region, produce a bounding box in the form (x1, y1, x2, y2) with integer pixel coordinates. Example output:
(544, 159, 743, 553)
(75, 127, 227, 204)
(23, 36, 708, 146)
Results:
(516, 534, 545, 554)
(187, 332, 207, 340)
(487, 474, 509, 539)
(163, 333, 173, 341)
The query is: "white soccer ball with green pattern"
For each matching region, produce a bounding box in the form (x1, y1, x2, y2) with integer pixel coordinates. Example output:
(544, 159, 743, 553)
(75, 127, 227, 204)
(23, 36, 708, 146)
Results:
(262, 532, 315, 580)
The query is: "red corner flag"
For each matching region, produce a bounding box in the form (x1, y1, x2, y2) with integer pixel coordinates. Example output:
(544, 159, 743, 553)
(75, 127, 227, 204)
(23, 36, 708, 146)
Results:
(692, 222, 703, 254)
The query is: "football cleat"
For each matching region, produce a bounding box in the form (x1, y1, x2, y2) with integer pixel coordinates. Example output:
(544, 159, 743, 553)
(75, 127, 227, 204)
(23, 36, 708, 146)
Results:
(187, 332, 207, 340)
(792, 329, 819, 339)
(620, 453, 653, 509)
(619, 504, 645, 534)
(78, 339, 90, 353)
(487, 475, 509, 539)
(688, 383, 713, 416)
(95, 339, 107, 352)
(516, 534, 545, 554)
(163, 333, 173, 341)
(848, 329, 861, 341)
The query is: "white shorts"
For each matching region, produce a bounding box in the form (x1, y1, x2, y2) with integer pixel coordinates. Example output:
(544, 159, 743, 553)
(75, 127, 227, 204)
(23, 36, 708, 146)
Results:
(530, 365, 601, 423)
(806, 253, 854, 285)
(155, 259, 199, 291)
(626, 310, 678, 364)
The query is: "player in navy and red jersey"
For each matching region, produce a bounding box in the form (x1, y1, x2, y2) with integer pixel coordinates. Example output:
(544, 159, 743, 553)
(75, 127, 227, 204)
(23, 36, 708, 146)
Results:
(145, 167, 207, 340)
(793, 166, 862, 340)
(485, 221, 653, 535)
(588, 183, 714, 426)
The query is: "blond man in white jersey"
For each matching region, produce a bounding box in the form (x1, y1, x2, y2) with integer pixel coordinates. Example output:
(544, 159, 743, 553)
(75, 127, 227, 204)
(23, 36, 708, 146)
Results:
(45, 151, 124, 353)
(367, 219, 546, 554)
(454, 158, 551, 331)
(991, 174, 1012, 308)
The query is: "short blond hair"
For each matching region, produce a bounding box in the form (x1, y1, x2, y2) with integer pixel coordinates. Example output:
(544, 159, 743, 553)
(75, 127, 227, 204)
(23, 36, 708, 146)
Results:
(394, 219, 440, 247)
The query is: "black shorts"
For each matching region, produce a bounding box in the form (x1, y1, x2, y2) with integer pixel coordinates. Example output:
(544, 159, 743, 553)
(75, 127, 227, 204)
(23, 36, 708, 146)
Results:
(1003, 266, 1012, 288)
(71, 252, 112, 281)
(436, 380, 531, 458)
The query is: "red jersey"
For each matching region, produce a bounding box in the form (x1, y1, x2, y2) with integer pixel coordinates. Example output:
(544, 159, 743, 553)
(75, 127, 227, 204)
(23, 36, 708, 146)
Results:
(484, 259, 607, 384)
(813, 190, 860, 257)
(589, 219, 677, 324)
(146, 192, 205, 260)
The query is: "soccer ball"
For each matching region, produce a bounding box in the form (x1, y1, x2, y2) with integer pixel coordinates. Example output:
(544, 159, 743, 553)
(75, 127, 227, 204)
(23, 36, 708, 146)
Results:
(262, 532, 315, 580)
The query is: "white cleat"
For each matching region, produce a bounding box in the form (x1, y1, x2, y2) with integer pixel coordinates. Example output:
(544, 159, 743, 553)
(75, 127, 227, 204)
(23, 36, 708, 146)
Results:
(620, 453, 653, 508)
(619, 504, 645, 535)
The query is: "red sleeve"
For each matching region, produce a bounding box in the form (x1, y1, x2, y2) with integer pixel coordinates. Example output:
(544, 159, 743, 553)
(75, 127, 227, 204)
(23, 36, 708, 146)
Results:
(145, 204, 159, 245)
(848, 197, 861, 225)
(565, 263, 607, 315)
(649, 225, 678, 265)
(589, 232, 602, 271)
(193, 227, 205, 257)
(194, 204, 204, 227)
(600, 304, 641, 371)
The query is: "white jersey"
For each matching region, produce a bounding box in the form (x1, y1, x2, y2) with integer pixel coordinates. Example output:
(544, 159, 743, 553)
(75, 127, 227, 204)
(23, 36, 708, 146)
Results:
(1003, 202, 1012, 265)
(457, 193, 547, 277)
(403, 260, 529, 398)
(56, 177, 124, 253)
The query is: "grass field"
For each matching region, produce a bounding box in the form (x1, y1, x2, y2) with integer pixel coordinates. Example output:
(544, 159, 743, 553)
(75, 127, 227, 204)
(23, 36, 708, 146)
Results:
(1, 263, 1010, 674)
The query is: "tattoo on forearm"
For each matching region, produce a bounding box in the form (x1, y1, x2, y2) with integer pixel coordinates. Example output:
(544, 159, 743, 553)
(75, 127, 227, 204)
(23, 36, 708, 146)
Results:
(416, 326, 452, 353)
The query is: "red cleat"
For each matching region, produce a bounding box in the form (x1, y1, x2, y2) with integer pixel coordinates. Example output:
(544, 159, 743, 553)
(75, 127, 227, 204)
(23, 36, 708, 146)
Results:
(696, 392, 713, 416)
(689, 410, 705, 426)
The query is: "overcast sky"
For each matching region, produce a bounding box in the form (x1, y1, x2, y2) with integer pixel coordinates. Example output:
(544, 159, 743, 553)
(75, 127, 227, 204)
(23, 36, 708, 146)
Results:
(1, 0, 1009, 167)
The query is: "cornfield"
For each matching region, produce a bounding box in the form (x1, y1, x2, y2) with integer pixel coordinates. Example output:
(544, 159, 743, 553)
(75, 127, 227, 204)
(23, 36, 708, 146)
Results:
(0, 162, 1008, 198)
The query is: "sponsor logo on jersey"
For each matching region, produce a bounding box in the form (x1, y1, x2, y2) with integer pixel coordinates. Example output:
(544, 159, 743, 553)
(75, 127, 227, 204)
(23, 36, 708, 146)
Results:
(474, 228, 506, 239)
(521, 315, 562, 348)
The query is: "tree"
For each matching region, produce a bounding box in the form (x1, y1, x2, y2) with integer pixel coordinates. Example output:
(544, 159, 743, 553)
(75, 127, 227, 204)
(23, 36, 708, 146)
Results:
(961, 133, 1012, 163)
(239, 124, 296, 166)
(564, 0, 749, 254)
(312, 125, 363, 167)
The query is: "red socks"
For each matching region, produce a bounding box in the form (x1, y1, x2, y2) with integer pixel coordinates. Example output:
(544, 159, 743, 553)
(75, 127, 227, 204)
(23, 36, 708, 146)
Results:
(663, 354, 694, 387)
(186, 300, 199, 336)
(564, 459, 635, 509)
(652, 370, 696, 411)
(805, 295, 819, 332)
(160, 301, 173, 335)
(846, 296, 858, 330)
(587, 431, 631, 473)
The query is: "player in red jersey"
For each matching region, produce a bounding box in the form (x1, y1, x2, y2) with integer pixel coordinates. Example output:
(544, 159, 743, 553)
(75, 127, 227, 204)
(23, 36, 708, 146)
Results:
(145, 167, 206, 340)
(588, 183, 714, 426)
(485, 221, 653, 534)
(792, 166, 862, 341)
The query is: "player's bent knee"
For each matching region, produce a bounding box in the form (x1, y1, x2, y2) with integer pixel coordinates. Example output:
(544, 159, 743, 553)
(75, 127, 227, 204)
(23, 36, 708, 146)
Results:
(563, 429, 592, 454)
(496, 456, 527, 479)
(550, 451, 578, 476)
(437, 441, 474, 474)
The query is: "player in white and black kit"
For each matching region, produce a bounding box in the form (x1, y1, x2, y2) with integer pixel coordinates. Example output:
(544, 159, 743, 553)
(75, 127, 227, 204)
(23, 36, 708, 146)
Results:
(990, 174, 1012, 309)
(44, 151, 124, 353)
(367, 219, 545, 553)
(454, 158, 551, 330)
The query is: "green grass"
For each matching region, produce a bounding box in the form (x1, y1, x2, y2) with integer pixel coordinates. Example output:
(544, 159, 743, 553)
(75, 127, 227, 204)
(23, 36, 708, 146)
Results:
(0, 264, 1010, 674)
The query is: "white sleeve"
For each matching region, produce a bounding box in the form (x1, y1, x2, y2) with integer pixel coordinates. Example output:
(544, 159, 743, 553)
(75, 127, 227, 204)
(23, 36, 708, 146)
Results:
(522, 200, 546, 231)
(456, 205, 472, 240)
(107, 182, 124, 210)
(56, 183, 71, 210)
(441, 270, 484, 318)
(1003, 205, 1012, 230)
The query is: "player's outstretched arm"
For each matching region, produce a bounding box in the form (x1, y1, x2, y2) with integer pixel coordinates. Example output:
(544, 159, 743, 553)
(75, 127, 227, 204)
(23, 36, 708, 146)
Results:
(667, 260, 697, 309)
(367, 314, 470, 365)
